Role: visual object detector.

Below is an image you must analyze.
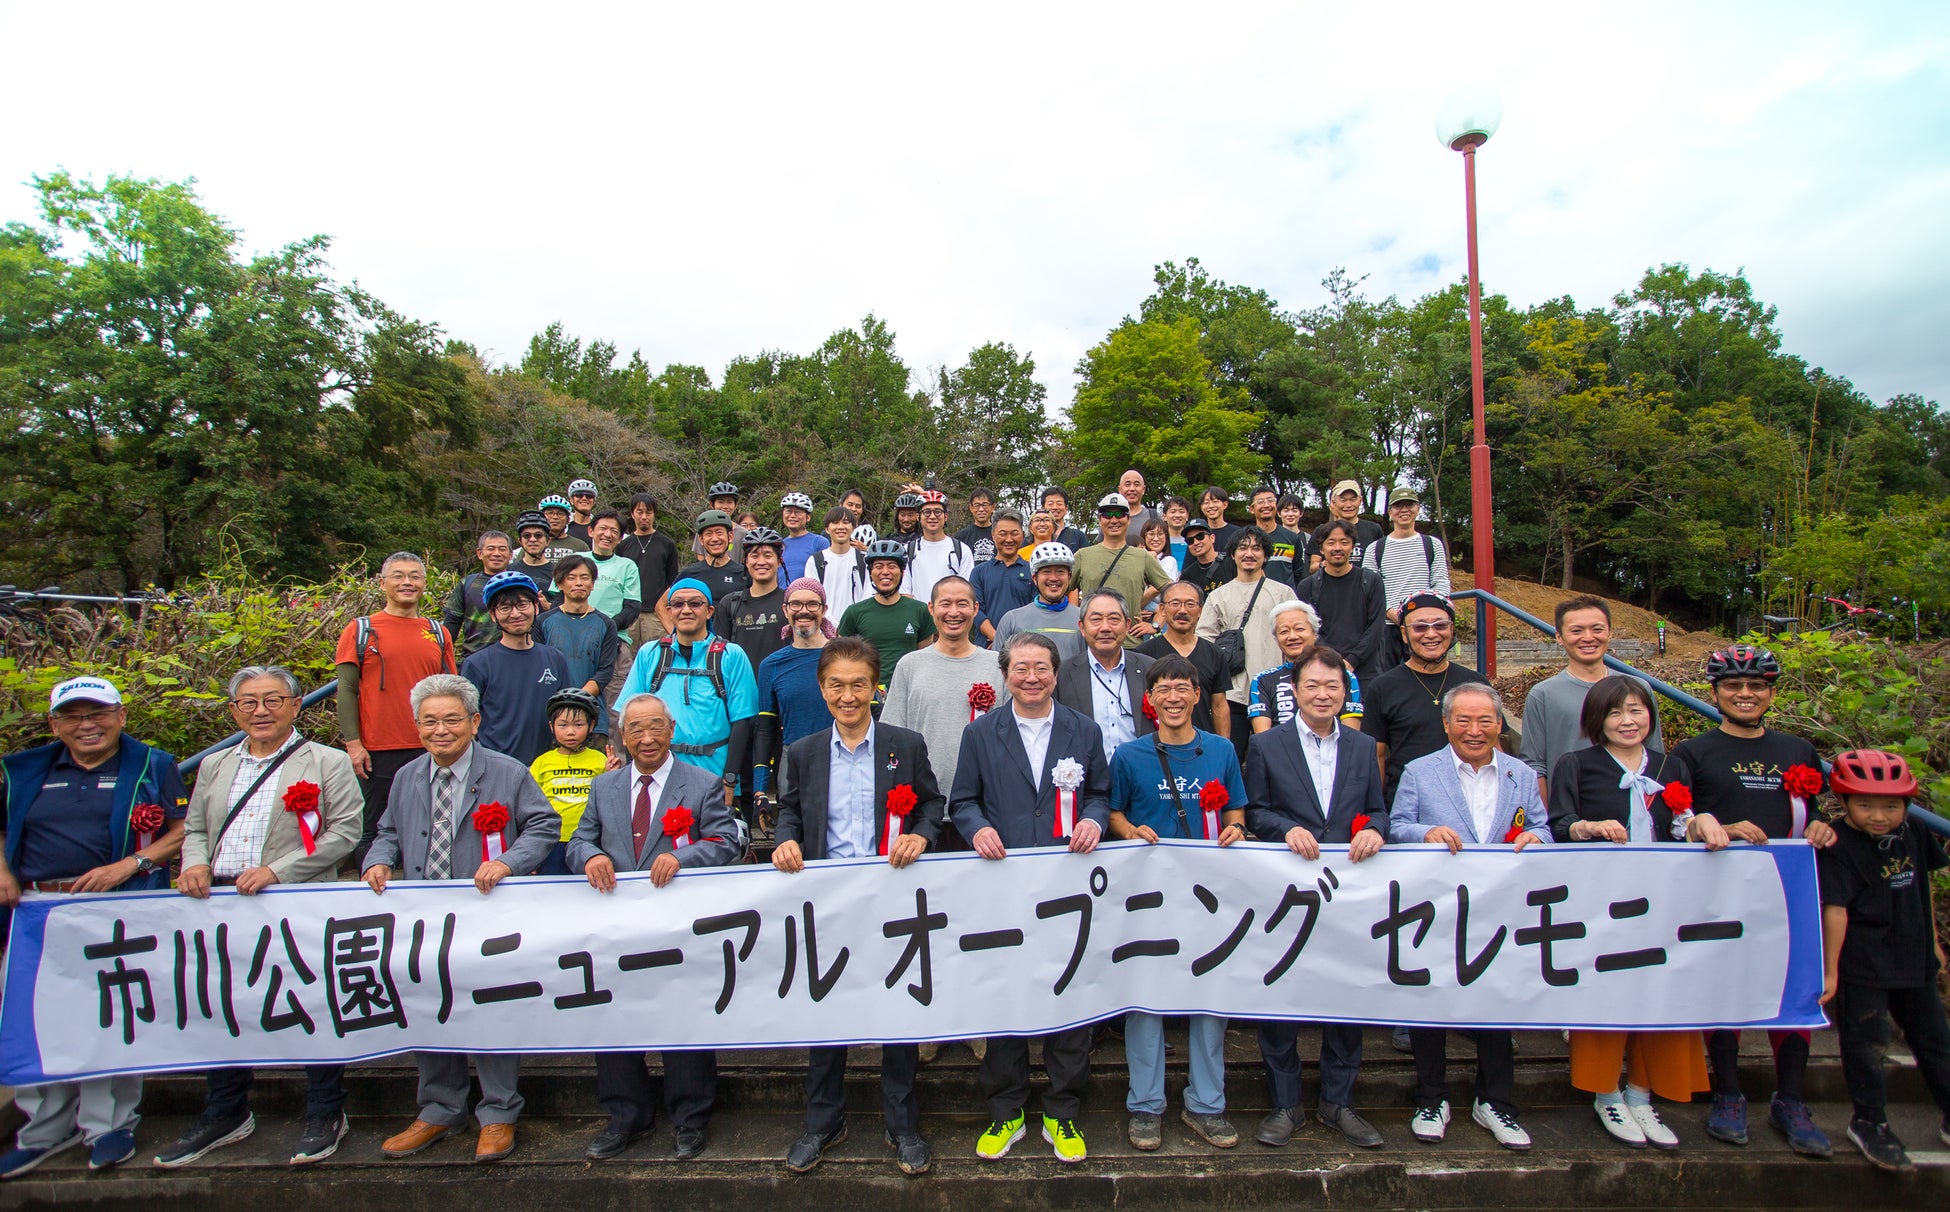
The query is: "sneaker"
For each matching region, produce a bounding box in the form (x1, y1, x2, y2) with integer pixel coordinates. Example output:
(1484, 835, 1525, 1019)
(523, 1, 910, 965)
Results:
(1705, 1093, 1748, 1145)
(1042, 1115, 1086, 1163)
(975, 1113, 1025, 1160)
(1471, 1101, 1531, 1151)
(1410, 1101, 1451, 1143)
(1768, 1097, 1831, 1157)
(290, 1112, 349, 1165)
(1127, 1111, 1162, 1151)
(0, 1130, 84, 1179)
(1626, 1102, 1679, 1150)
(1594, 1097, 1647, 1148)
(1180, 1110, 1239, 1149)
(1847, 1119, 1911, 1172)
(88, 1129, 137, 1171)
(153, 1111, 255, 1168)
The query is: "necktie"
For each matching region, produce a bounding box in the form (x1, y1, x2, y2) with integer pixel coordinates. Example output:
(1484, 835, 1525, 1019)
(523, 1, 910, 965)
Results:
(427, 768, 457, 880)
(632, 774, 653, 865)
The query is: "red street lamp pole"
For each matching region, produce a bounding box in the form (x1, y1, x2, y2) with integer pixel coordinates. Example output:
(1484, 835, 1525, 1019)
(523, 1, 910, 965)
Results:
(1458, 133, 1496, 680)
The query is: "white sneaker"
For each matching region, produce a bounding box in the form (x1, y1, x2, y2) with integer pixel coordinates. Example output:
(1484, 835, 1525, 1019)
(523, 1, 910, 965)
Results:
(1410, 1100, 1451, 1142)
(1472, 1100, 1531, 1151)
(1627, 1101, 1679, 1150)
(1595, 1097, 1648, 1147)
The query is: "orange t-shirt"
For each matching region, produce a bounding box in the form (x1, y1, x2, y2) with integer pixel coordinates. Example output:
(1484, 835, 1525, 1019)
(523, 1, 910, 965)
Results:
(334, 613, 458, 751)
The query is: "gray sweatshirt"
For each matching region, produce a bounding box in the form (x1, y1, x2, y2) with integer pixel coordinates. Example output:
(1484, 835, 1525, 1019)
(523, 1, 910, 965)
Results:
(881, 646, 1013, 809)
(1520, 668, 1664, 784)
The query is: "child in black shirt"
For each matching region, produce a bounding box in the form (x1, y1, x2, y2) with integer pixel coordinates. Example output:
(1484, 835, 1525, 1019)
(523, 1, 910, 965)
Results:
(1817, 749, 1950, 1171)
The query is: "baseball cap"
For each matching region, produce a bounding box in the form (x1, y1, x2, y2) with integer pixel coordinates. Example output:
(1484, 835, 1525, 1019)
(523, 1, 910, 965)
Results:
(1388, 487, 1421, 506)
(1096, 492, 1131, 516)
(1181, 517, 1212, 536)
(50, 676, 123, 711)
(1331, 479, 1362, 498)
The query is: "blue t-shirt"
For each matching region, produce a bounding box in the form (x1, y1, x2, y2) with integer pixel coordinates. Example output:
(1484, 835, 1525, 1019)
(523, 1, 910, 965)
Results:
(461, 641, 573, 765)
(756, 644, 832, 791)
(782, 532, 831, 582)
(537, 607, 619, 696)
(1108, 730, 1247, 840)
(10, 747, 191, 881)
(614, 638, 760, 779)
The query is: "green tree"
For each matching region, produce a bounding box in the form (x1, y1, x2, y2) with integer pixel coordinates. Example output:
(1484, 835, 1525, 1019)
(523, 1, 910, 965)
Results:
(930, 342, 1050, 503)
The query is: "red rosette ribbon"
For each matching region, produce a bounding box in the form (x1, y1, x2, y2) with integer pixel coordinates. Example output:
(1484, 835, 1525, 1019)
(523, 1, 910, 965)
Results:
(968, 682, 997, 722)
(1503, 805, 1527, 845)
(662, 805, 695, 849)
(881, 783, 919, 855)
(473, 801, 512, 864)
(1661, 782, 1693, 813)
(130, 801, 166, 849)
(1197, 781, 1229, 840)
(282, 780, 323, 855)
(1782, 763, 1822, 839)
(1141, 694, 1158, 725)
(1350, 812, 1372, 838)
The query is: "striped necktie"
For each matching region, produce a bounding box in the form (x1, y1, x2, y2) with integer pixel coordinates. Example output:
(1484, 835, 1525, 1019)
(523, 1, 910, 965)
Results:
(427, 767, 457, 879)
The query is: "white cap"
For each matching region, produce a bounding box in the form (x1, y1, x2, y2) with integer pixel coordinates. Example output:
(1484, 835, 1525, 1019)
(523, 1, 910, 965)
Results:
(50, 675, 123, 711)
(1096, 492, 1131, 514)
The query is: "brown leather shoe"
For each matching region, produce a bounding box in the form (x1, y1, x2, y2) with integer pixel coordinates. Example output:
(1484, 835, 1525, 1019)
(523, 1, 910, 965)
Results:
(476, 1122, 516, 1162)
(381, 1119, 452, 1158)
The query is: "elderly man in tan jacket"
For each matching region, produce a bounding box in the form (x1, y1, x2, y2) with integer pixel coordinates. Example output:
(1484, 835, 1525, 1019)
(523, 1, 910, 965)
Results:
(155, 664, 363, 1170)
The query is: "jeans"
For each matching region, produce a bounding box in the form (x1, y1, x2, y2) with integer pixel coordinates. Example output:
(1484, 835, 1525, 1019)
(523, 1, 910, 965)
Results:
(205, 1066, 346, 1120)
(1833, 982, 1950, 1124)
(1126, 1012, 1227, 1115)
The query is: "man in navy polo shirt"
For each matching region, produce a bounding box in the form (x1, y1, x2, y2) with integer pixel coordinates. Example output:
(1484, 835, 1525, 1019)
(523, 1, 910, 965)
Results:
(0, 676, 189, 1177)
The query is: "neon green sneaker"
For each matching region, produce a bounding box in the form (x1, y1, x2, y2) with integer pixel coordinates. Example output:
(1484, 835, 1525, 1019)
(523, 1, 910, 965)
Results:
(1043, 1115, 1087, 1163)
(976, 1112, 1025, 1159)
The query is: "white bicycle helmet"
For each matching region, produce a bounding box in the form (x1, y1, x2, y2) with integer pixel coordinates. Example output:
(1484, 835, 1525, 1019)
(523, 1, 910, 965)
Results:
(1029, 542, 1076, 572)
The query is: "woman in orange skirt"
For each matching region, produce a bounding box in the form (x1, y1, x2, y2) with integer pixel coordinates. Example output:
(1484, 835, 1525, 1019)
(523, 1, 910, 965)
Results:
(1547, 677, 1731, 1148)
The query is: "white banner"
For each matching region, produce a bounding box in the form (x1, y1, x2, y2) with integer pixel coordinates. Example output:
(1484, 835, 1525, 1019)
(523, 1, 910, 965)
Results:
(0, 841, 1824, 1084)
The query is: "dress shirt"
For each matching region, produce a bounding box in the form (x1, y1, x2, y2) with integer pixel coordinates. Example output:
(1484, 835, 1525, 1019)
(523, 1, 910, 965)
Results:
(825, 723, 878, 859)
(1087, 652, 1135, 763)
(632, 752, 673, 827)
(1295, 717, 1340, 817)
(430, 743, 476, 795)
(1013, 706, 1055, 787)
(1452, 749, 1499, 842)
(211, 731, 304, 877)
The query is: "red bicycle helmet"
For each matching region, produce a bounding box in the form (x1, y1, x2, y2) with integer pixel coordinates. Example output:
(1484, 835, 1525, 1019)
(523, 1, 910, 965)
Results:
(1704, 644, 1781, 684)
(1828, 750, 1918, 799)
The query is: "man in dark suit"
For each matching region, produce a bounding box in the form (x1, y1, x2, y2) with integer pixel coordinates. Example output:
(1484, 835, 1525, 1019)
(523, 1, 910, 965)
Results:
(1055, 589, 1155, 764)
(566, 693, 741, 1162)
(950, 632, 1111, 1165)
(770, 637, 944, 1176)
(363, 674, 561, 1165)
(1243, 646, 1389, 1151)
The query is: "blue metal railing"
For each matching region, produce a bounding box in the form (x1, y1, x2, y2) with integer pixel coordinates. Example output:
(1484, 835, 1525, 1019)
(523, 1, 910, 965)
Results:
(177, 680, 340, 775)
(1455, 588, 1950, 840)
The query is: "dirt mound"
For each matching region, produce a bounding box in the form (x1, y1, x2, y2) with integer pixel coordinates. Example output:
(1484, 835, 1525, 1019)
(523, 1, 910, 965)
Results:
(1451, 571, 1726, 663)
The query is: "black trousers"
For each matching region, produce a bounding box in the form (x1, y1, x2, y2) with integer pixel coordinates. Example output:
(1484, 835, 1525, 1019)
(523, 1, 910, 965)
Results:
(1411, 1028, 1517, 1115)
(980, 1026, 1091, 1123)
(352, 747, 420, 871)
(593, 1049, 718, 1131)
(805, 1044, 920, 1136)
(205, 1065, 346, 1120)
(1228, 707, 1252, 763)
(1706, 1027, 1809, 1101)
(1834, 982, 1950, 1124)
(1258, 1021, 1363, 1109)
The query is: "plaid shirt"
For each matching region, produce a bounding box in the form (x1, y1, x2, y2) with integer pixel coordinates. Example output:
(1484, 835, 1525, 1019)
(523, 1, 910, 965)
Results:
(211, 731, 304, 877)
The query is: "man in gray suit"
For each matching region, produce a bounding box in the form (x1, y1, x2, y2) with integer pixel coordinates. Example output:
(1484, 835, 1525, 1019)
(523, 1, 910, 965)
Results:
(1243, 646, 1388, 1150)
(157, 665, 365, 1169)
(362, 673, 560, 1164)
(1054, 590, 1155, 764)
(1387, 682, 1547, 1152)
(567, 694, 740, 1162)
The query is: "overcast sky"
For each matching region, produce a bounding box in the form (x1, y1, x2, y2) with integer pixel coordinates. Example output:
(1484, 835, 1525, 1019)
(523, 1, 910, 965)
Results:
(4, 2, 1945, 412)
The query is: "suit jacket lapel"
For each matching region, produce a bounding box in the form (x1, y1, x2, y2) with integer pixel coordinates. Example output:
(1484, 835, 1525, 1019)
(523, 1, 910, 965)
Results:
(1041, 710, 1073, 796)
(1326, 729, 1355, 822)
(996, 709, 1038, 797)
(1438, 758, 1477, 842)
(873, 731, 901, 851)
(1126, 665, 1154, 737)
(1284, 729, 1326, 825)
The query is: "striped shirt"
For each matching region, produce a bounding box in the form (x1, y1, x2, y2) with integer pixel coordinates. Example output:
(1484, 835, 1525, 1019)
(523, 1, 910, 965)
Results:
(211, 731, 304, 876)
(1362, 532, 1453, 611)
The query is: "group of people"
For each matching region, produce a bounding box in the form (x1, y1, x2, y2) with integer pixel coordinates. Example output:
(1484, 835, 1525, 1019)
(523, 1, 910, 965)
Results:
(0, 476, 1945, 1180)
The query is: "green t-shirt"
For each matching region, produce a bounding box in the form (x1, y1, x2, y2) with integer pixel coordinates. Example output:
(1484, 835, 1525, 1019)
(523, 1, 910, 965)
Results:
(1072, 543, 1174, 644)
(838, 595, 936, 684)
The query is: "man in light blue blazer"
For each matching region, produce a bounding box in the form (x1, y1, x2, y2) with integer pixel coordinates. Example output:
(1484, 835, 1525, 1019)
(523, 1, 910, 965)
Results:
(568, 693, 741, 1163)
(362, 674, 561, 1164)
(1388, 681, 1548, 1153)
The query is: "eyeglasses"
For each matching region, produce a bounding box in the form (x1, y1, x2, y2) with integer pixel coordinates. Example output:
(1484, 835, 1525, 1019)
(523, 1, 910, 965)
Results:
(231, 695, 294, 712)
(417, 715, 470, 730)
(625, 719, 673, 734)
(1408, 621, 1453, 634)
(1011, 663, 1056, 677)
(669, 598, 709, 611)
(52, 707, 121, 726)
(786, 600, 824, 611)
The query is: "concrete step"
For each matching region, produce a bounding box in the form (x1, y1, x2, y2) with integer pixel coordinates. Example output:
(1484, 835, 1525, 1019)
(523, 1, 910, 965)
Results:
(5, 1102, 1945, 1211)
(119, 1027, 1940, 1118)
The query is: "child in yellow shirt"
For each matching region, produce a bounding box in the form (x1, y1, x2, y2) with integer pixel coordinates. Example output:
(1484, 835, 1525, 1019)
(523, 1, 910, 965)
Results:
(529, 689, 608, 874)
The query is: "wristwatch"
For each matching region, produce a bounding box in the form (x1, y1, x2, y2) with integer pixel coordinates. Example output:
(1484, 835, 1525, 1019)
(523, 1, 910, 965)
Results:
(133, 856, 159, 876)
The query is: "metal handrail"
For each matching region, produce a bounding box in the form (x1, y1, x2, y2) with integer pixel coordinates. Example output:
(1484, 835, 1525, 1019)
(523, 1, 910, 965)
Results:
(177, 680, 340, 775)
(1454, 588, 1949, 840)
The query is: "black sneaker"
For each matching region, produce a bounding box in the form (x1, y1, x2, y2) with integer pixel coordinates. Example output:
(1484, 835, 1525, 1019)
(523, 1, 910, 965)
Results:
(290, 1113, 348, 1166)
(1846, 1119, 1911, 1172)
(153, 1111, 255, 1169)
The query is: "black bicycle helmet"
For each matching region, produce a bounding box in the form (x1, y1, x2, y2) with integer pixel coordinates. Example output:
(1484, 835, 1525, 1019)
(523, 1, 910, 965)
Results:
(1704, 644, 1781, 684)
(742, 526, 785, 552)
(707, 481, 740, 499)
(893, 492, 925, 511)
(546, 687, 605, 725)
(864, 538, 910, 567)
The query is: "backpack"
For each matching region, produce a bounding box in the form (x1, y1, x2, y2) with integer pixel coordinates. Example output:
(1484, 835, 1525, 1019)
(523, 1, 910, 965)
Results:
(354, 614, 454, 689)
(1373, 532, 1438, 589)
(811, 546, 868, 591)
(648, 634, 729, 705)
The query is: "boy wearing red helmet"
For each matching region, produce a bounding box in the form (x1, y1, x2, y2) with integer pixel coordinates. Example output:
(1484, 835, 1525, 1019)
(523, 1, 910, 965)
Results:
(1670, 644, 1837, 1156)
(1817, 749, 1950, 1171)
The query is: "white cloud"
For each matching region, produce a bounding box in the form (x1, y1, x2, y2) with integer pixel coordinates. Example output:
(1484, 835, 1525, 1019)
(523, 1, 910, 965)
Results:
(3, 1, 1944, 414)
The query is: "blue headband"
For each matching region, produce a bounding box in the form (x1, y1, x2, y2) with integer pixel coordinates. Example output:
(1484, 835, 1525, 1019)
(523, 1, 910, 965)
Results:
(668, 577, 713, 604)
